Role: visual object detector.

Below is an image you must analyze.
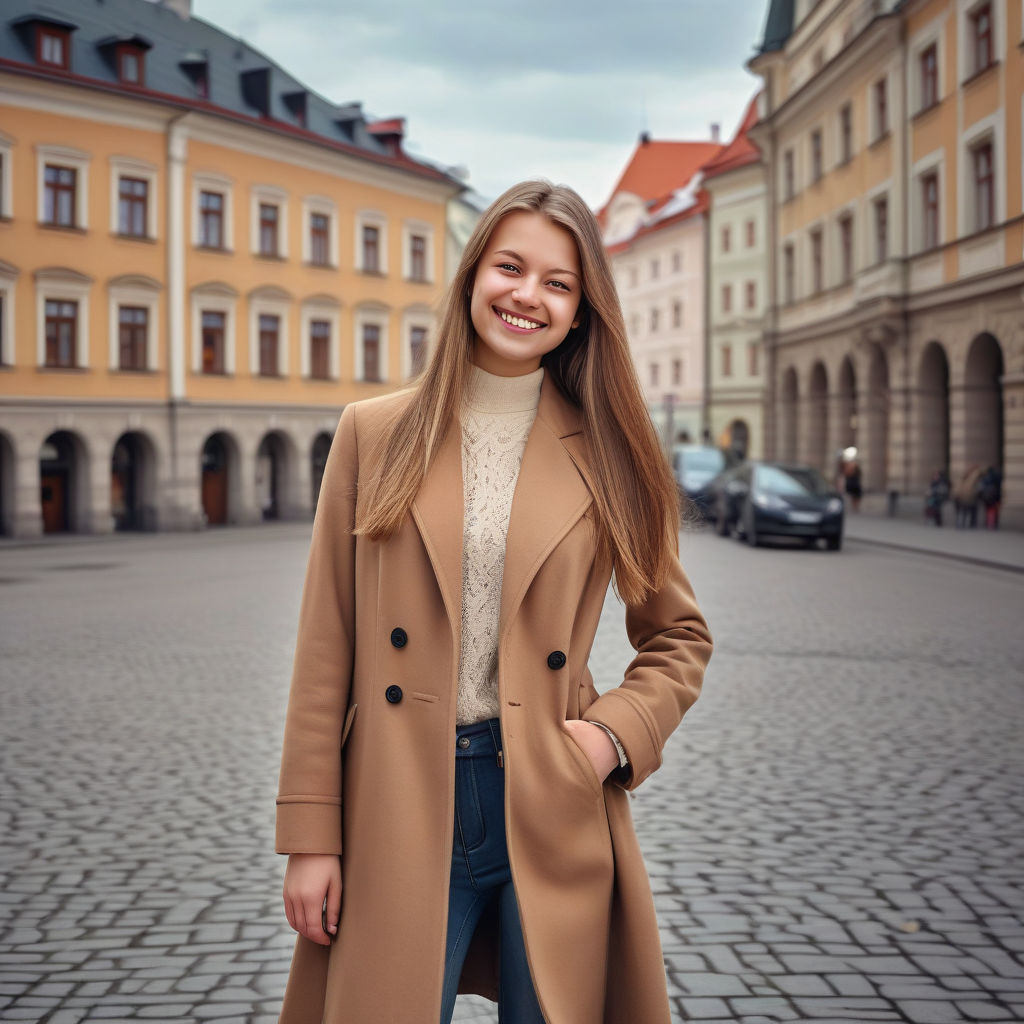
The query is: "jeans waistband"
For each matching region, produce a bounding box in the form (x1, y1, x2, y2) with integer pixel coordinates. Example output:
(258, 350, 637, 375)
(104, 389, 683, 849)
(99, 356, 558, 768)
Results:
(454, 718, 502, 757)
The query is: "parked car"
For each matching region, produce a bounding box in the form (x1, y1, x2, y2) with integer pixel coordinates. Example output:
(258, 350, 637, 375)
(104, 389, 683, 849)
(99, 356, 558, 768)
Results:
(672, 445, 726, 519)
(715, 462, 844, 550)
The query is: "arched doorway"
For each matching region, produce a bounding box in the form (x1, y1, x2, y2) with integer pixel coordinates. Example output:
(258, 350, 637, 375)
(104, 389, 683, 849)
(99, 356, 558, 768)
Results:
(311, 432, 332, 511)
(865, 345, 890, 491)
(40, 431, 87, 534)
(0, 431, 14, 536)
(963, 333, 1004, 471)
(256, 431, 296, 521)
(201, 432, 238, 526)
(111, 432, 158, 532)
(808, 362, 829, 473)
(917, 342, 950, 487)
(837, 356, 857, 453)
(781, 367, 798, 462)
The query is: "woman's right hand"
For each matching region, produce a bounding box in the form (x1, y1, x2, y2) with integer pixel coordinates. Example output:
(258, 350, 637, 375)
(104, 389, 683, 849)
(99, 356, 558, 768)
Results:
(283, 853, 342, 946)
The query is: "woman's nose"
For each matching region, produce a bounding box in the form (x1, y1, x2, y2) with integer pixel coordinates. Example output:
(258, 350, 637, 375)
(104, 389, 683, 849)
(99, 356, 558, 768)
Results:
(512, 277, 539, 306)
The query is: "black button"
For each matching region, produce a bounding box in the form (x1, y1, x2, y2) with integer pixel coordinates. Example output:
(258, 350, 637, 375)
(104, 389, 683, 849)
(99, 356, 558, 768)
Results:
(385, 685, 403, 704)
(547, 650, 567, 670)
(390, 627, 408, 649)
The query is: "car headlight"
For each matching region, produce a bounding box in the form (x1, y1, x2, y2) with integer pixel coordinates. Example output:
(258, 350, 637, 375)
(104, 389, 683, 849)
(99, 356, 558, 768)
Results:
(826, 497, 844, 514)
(752, 491, 786, 510)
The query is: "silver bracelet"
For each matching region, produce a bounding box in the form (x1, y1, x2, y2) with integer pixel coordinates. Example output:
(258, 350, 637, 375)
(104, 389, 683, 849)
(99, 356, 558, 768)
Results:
(590, 721, 628, 769)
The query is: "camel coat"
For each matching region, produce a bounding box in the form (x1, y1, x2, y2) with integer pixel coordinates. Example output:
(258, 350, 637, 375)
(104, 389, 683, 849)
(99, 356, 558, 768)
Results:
(275, 373, 713, 1023)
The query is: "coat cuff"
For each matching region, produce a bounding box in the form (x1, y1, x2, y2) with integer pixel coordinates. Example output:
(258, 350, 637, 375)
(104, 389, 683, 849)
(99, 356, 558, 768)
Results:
(582, 689, 661, 791)
(275, 797, 343, 855)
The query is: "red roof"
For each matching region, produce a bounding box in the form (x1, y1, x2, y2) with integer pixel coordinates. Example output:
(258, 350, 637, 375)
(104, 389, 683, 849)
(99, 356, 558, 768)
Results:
(605, 189, 710, 255)
(597, 137, 724, 224)
(701, 92, 762, 180)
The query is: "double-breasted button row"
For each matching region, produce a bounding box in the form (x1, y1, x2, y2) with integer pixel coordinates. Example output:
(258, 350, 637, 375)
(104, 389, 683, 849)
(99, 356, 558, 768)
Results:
(547, 650, 567, 670)
(390, 627, 408, 649)
(385, 684, 403, 704)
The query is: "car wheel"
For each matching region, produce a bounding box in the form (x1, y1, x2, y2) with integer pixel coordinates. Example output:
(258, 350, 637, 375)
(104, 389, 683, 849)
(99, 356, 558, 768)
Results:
(826, 534, 842, 551)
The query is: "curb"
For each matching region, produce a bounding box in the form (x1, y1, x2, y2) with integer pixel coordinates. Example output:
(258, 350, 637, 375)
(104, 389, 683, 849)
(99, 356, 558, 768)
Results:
(845, 534, 1024, 575)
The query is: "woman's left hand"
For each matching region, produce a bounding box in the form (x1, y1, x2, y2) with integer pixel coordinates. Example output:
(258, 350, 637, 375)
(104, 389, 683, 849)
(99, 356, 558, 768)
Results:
(563, 719, 620, 781)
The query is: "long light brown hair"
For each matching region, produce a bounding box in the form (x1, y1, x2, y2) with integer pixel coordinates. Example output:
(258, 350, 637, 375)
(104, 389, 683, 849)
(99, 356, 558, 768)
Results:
(355, 180, 679, 606)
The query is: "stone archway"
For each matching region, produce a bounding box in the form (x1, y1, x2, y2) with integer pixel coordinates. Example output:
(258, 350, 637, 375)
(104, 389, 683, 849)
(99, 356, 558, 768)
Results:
(111, 431, 159, 531)
(837, 356, 857, 454)
(40, 430, 89, 534)
(808, 361, 829, 473)
(781, 367, 798, 462)
(256, 430, 298, 521)
(311, 431, 332, 511)
(917, 342, 950, 489)
(865, 345, 890, 491)
(200, 432, 241, 526)
(963, 333, 1004, 471)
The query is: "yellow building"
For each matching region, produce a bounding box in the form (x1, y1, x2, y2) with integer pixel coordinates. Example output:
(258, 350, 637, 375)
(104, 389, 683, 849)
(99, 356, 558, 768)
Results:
(749, 0, 1021, 524)
(0, 0, 462, 537)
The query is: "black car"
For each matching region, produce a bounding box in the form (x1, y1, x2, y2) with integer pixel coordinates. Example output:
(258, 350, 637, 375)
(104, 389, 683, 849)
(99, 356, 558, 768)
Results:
(715, 462, 844, 550)
(672, 445, 726, 519)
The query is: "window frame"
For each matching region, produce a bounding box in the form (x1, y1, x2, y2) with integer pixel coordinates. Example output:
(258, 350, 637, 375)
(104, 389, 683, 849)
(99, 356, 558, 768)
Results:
(810, 128, 823, 182)
(248, 289, 290, 377)
(0, 263, 17, 367)
(354, 304, 389, 382)
(190, 284, 237, 375)
(0, 135, 14, 220)
(107, 275, 159, 371)
(972, 139, 994, 232)
(37, 26, 71, 70)
(303, 196, 338, 268)
(921, 170, 940, 249)
(116, 44, 145, 86)
(109, 157, 158, 240)
(402, 220, 434, 283)
(838, 211, 854, 283)
(809, 226, 824, 292)
(37, 146, 89, 230)
(838, 102, 853, 164)
(300, 298, 341, 380)
(355, 211, 388, 274)
(191, 173, 234, 251)
(250, 185, 288, 260)
(35, 268, 91, 369)
(401, 307, 433, 379)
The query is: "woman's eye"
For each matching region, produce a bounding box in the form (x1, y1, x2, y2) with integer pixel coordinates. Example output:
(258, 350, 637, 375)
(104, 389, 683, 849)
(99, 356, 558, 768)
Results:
(498, 263, 519, 273)
(549, 280, 570, 291)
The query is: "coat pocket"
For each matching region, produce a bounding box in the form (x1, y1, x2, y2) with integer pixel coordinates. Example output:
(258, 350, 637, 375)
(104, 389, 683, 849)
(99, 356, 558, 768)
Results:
(340, 703, 358, 749)
(560, 723, 606, 801)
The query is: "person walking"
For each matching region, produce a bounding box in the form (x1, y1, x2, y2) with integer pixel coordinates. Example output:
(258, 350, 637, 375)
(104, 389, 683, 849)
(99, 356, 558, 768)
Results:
(953, 464, 983, 529)
(979, 465, 1003, 529)
(924, 469, 951, 526)
(274, 181, 714, 1024)
(843, 460, 863, 513)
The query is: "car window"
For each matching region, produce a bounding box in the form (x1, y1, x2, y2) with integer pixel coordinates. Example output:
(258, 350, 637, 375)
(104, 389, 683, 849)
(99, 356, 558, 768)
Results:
(755, 465, 829, 496)
(682, 449, 724, 474)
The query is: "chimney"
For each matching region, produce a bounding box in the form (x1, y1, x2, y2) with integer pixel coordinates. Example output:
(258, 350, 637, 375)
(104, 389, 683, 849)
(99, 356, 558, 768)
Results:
(160, 0, 192, 19)
(639, 130, 651, 145)
(710, 123, 720, 143)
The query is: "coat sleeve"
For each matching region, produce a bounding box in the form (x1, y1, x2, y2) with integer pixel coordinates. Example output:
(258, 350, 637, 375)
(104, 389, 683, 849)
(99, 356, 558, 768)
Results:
(275, 402, 359, 854)
(581, 543, 712, 791)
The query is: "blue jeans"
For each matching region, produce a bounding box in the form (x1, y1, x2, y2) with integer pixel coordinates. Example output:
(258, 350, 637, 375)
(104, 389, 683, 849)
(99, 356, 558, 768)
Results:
(440, 719, 545, 1024)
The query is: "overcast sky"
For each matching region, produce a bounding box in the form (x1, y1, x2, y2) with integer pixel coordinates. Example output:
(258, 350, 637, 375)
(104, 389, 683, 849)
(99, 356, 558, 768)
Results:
(193, 0, 769, 208)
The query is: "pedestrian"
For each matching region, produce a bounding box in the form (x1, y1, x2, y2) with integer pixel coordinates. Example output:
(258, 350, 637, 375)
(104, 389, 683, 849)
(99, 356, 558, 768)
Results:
(924, 468, 951, 527)
(274, 180, 714, 1024)
(843, 459, 863, 512)
(979, 465, 1003, 529)
(953, 464, 983, 529)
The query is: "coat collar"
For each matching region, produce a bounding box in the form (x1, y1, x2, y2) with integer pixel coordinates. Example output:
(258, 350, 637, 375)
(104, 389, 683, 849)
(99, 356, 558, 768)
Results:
(411, 372, 592, 644)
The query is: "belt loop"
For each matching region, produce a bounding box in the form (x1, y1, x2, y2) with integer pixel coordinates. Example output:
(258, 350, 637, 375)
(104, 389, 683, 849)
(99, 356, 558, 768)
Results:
(486, 718, 503, 767)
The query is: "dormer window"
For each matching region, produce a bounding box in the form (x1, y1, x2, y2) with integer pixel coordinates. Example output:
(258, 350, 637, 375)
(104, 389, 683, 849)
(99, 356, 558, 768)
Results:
(38, 26, 70, 69)
(117, 46, 144, 85)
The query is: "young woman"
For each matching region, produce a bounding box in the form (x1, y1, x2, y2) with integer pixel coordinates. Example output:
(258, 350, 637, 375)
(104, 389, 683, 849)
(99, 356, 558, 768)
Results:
(275, 181, 713, 1024)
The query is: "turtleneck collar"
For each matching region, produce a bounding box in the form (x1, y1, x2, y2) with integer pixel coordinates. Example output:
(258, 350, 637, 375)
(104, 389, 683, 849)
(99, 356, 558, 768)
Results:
(464, 363, 545, 414)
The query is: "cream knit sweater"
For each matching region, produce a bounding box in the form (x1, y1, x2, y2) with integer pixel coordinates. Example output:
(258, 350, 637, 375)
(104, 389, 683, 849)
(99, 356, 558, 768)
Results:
(456, 364, 544, 725)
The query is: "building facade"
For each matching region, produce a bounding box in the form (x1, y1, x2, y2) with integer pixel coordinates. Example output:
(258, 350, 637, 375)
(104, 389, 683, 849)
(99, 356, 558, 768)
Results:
(0, 0, 462, 538)
(703, 94, 769, 460)
(749, 0, 1022, 522)
(600, 135, 724, 450)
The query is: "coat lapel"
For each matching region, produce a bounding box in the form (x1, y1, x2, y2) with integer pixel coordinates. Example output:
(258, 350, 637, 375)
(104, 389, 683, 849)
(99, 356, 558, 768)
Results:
(411, 418, 464, 637)
(499, 374, 592, 638)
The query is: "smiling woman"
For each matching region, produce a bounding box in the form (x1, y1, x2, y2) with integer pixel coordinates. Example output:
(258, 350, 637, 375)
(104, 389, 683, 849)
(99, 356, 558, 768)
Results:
(274, 180, 712, 1024)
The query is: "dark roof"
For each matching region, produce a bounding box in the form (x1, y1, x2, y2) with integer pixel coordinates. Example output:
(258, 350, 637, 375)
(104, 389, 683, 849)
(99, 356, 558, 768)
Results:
(0, 0, 459, 187)
(757, 0, 795, 53)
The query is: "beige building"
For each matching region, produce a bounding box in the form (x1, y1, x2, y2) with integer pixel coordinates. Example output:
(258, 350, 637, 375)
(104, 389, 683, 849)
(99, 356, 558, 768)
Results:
(703, 94, 768, 460)
(600, 135, 724, 449)
(749, 0, 1022, 524)
(0, 0, 462, 538)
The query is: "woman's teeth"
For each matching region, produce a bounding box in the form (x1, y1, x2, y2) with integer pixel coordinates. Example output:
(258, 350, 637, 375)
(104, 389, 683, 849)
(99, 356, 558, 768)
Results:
(499, 311, 542, 330)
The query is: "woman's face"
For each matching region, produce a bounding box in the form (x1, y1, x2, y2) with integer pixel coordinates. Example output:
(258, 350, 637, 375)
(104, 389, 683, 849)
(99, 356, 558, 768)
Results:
(469, 211, 582, 376)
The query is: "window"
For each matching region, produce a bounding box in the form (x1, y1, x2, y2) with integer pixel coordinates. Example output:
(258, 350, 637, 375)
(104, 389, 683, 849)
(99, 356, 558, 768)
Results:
(920, 44, 938, 108)
(839, 214, 854, 282)
(810, 228, 823, 292)
(409, 235, 427, 282)
(38, 27, 70, 69)
(721, 226, 731, 253)
(922, 172, 939, 248)
(671, 359, 681, 386)
(973, 141, 994, 230)
(721, 345, 732, 378)
(745, 281, 756, 310)
(783, 149, 795, 199)
(118, 306, 147, 370)
(722, 284, 732, 313)
(310, 213, 330, 266)
(410, 326, 427, 375)
(810, 129, 823, 181)
(671, 251, 681, 273)
(310, 320, 330, 380)
(202, 311, 225, 374)
(362, 323, 381, 381)
(650, 363, 659, 388)
(258, 314, 279, 376)
(874, 78, 888, 139)
(748, 342, 759, 377)
(45, 300, 77, 367)
(874, 196, 889, 261)
(200, 191, 224, 248)
(839, 103, 853, 162)
(259, 203, 279, 257)
(362, 225, 380, 273)
(650, 307, 659, 332)
(118, 177, 148, 237)
(0, 144, 10, 219)
(783, 244, 795, 303)
(745, 220, 755, 247)
(117, 46, 144, 85)
(672, 300, 682, 328)
(971, 3, 992, 74)
(44, 165, 76, 226)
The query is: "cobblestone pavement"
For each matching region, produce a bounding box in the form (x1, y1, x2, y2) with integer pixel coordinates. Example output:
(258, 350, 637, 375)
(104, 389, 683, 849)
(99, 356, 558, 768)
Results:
(1, 524, 1022, 1024)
